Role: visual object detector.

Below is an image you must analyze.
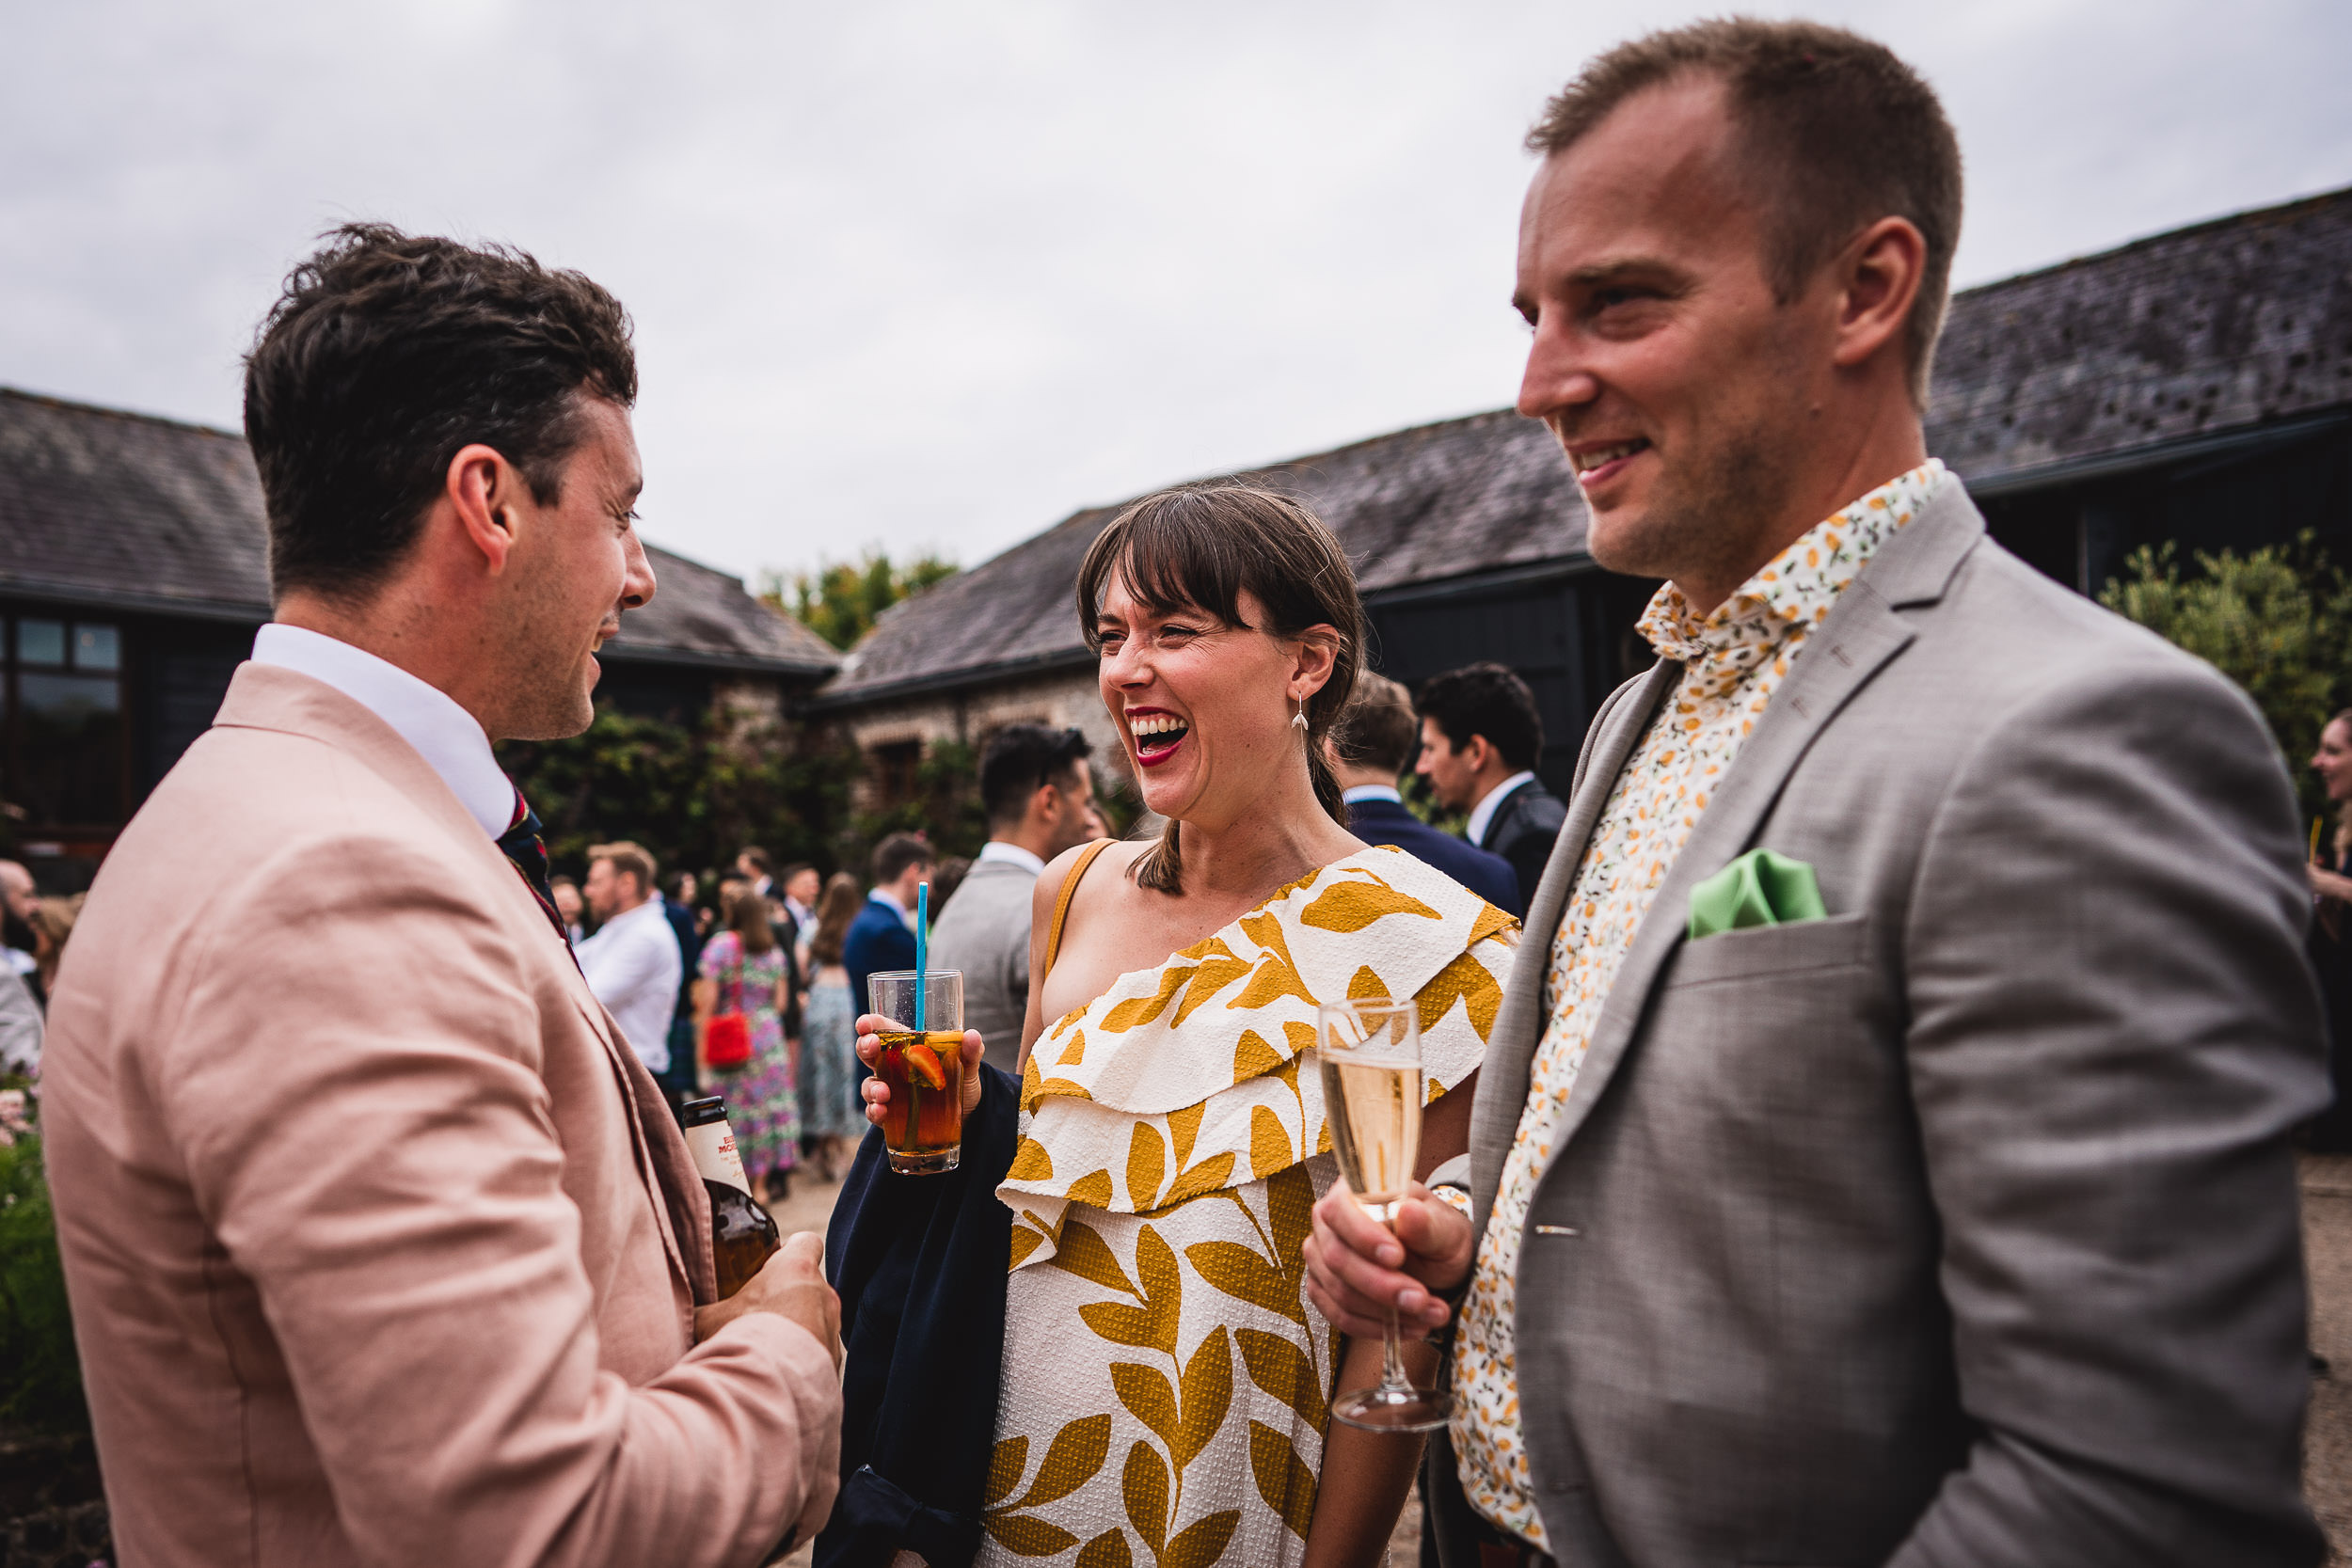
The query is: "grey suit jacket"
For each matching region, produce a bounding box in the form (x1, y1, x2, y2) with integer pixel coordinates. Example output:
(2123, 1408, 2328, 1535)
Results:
(1428, 483, 2328, 1567)
(928, 857, 1036, 1073)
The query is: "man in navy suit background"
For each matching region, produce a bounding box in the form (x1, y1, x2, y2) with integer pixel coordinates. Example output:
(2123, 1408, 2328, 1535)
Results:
(844, 832, 935, 1031)
(1329, 673, 1522, 915)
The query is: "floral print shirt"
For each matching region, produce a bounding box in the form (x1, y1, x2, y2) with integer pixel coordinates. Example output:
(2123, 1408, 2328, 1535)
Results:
(1445, 460, 1948, 1549)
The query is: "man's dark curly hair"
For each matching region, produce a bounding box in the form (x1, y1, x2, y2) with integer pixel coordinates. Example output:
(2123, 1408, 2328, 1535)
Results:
(243, 223, 637, 603)
(1415, 662, 1544, 774)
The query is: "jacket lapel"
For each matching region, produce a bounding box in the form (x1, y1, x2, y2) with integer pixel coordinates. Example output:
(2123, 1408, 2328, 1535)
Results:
(215, 662, 706, 1302)
(1532, 486, 1986, 1170)
(1470, 657, 1678, 1220)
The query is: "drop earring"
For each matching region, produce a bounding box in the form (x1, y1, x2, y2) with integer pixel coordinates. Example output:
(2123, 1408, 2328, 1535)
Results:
(1292, 696, 1309, 732)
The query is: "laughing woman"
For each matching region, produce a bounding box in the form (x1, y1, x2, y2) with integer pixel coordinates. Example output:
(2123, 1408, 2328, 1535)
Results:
(842, 484, 1518, 1568)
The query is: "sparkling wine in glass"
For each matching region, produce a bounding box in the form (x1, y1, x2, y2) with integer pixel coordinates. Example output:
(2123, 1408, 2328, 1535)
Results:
(1318, 997, 1451, 1433)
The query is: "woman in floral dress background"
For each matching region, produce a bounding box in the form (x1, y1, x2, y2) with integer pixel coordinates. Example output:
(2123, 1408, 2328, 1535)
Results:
(694, 883, 800, 1200)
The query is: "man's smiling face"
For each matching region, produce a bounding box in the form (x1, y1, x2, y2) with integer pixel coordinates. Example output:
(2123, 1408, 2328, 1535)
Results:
(1513, 74, 1829, 605)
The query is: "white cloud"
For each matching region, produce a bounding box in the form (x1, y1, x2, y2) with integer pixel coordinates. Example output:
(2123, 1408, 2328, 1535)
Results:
(3, 0, 2346, 583)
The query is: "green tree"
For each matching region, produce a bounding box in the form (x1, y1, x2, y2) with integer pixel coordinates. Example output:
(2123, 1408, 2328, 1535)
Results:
(767, 550, 958, 651)
(498, 705, 862, 884)
(0, 1086, 87, 1433)
(2100, 536, 2352, 822)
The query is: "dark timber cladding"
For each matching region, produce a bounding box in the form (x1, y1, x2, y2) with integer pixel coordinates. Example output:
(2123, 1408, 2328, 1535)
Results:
(0, 387, 838, 865)
(818, 184, 2352, 792)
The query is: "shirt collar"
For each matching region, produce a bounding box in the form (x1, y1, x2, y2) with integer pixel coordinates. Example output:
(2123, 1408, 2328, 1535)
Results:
(589, 897, 663, 939)
(977, 840, 1048, 876)
(869, 887, 917, 929)
(251, 624, 514, 839)
(1637, 459, 1948, 681)
(1466, 771, 1538, 847)
(1342, 784, 1403, 806)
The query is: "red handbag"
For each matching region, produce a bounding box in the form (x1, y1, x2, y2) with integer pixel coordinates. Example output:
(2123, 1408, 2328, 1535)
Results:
(703, 1012, 752, 1069)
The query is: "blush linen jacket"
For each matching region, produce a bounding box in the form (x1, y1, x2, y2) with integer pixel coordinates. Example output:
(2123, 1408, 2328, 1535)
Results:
(40, 664, 840, 1568)
(1426, 483, 2328, 1567)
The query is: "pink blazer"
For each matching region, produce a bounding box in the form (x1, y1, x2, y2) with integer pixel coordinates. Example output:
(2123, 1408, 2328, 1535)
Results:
(41, 664, 839, 1567)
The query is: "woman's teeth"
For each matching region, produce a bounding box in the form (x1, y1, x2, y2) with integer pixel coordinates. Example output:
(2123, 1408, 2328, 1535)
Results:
(1132, 715, 1188, 750)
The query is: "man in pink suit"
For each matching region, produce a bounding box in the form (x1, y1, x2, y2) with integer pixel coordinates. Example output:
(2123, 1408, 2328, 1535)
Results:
(40, 225, 842, 1568)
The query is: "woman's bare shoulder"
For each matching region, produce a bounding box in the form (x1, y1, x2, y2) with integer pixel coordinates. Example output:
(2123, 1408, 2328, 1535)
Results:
(1029, 839, 1150, 925)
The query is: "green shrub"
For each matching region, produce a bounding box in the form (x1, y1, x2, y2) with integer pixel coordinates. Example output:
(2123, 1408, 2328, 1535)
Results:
(0, 1087, 88, 1433)
(2101, 535, 2352, 823)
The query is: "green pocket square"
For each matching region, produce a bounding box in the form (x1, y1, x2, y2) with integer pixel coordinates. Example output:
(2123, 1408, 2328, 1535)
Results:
(1687, 848, 1828, 939)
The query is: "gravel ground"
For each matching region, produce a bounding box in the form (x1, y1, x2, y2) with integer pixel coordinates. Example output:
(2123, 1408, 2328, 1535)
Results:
(769, 1158, 2352, 1567)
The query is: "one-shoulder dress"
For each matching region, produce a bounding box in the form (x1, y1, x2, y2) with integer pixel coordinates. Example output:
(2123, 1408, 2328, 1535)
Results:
(977, 845, 1517, 1568)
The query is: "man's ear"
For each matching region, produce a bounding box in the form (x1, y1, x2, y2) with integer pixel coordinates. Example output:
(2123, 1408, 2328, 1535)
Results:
(1463, 734, 1495, 773)
(445, 442, 523, 574)
(1831, 215, 1927, 375)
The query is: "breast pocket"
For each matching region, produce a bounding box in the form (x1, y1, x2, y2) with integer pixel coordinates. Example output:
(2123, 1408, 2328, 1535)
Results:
(1665, 911, 1867, 989)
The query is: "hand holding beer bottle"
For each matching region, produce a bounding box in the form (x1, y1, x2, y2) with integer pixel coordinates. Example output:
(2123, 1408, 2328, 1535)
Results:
(684, 1097, 839, 1368)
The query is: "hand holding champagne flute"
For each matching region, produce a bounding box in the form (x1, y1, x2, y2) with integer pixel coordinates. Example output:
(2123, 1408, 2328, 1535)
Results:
(1317, 997, 1455, 1432)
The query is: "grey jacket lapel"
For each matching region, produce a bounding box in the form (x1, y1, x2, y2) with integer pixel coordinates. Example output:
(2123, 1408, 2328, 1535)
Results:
(1472, 483, 1986, 1222)
(1470, 657, 1677, 1230)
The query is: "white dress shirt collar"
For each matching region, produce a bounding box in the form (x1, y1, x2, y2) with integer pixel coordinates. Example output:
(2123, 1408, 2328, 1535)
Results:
(1465, 770, 1538, 848)
(869, 886, 917, 930)
(1341, 784, 1402, 806)
(252, 624, 514, 840)
(977, 840, 1048, 877)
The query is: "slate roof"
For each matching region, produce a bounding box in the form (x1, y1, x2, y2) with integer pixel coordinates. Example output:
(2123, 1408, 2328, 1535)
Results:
(1926, 186, 2352, 486)
(824, 183, 2352, 705)
(824, 408, 1586, 702)
(0, 387, 838, 676)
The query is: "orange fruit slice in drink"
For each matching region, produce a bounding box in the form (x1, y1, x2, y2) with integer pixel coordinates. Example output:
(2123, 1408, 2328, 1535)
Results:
(904, 1042, 947, 1091)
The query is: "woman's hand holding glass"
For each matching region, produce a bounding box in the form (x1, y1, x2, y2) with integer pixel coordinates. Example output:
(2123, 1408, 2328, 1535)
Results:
(854, 1015, 987, 1125)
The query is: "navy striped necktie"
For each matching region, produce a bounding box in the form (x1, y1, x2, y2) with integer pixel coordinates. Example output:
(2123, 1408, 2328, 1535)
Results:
(495, 790, 572, 946)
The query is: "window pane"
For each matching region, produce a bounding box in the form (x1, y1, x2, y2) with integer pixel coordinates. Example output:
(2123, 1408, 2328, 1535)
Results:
(17, 673, 124, 828)
(73, 625, 120, 672)
(16, 620, 64, 667)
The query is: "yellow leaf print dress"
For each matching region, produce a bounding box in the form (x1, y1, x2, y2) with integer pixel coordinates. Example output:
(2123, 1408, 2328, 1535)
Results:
(982, 847, 1516, 1567)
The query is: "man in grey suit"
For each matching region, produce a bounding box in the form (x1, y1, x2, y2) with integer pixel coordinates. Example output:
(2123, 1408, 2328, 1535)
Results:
(1306, 20, 2328, 1567)
(929, 724, 1101, 1071)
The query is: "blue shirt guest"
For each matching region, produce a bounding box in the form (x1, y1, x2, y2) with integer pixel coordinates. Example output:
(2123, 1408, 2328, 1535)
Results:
(1327, 672, 1521, 914)
(1413, 661, 1565, 906)
(843, 832, 933, 1023)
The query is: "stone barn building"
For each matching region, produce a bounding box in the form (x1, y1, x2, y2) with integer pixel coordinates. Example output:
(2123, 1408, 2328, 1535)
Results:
(0, 387, 839, 880)
(815, 185, 2352, 812)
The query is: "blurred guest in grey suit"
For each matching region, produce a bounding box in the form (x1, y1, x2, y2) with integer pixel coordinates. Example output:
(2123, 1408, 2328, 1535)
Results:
(1307, 19, 2328, 1568)
(929, 725, 1102, 1070)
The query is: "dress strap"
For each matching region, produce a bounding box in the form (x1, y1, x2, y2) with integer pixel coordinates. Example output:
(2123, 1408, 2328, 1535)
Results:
(1041, 839, 1116, 983)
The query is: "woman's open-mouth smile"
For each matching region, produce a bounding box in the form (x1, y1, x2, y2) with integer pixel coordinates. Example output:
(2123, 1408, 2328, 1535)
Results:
(1129, 709, 1191, 768)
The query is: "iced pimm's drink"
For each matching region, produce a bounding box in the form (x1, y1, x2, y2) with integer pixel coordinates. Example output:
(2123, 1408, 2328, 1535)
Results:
(875, 1029, 966, 1173)
(867, 969, 964, 1175)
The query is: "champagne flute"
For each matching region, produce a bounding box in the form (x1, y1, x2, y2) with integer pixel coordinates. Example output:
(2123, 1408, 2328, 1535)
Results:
(1318, 997, 1451, 1432)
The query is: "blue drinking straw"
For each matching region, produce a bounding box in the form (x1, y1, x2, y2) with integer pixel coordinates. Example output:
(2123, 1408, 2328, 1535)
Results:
(914, 880, 930, 1033)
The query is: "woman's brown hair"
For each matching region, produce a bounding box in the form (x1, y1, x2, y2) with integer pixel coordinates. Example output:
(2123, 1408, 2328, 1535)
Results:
(809, 872, 864, 966)
(1074, 483, 1364, 894)
(723, 882, 777, 957)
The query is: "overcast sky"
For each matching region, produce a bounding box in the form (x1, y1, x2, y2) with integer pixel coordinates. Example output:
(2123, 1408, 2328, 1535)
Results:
(5, 0, 2349, 588)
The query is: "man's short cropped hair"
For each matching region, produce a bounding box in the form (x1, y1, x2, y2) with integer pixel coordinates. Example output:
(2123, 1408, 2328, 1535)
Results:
(738, 846, 773, 877)
(1416, 663, 1544, 774)
(1330, 673, 1421, 777)
(587, 842, 658, 896)
(1528, 19, 1962, 404)
(980, 725, 1094, 827)
(244, 223, 639, 603)
(871, 832, 936, 887)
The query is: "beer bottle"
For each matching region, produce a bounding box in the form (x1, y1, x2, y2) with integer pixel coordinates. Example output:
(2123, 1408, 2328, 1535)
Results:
(679, 1097, 781, 1297)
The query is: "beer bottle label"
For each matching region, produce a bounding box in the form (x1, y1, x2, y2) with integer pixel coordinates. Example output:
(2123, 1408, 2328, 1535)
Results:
(683, 1119, 753, 1196)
